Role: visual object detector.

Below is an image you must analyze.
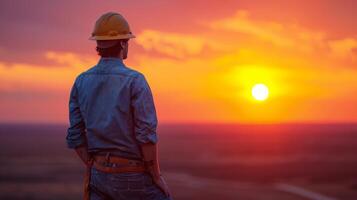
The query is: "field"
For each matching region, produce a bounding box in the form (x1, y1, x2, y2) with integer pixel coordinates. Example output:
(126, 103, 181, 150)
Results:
(0, 123, 356, 199)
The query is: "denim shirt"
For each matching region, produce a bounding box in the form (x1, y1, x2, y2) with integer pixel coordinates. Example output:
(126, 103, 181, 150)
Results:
(65, 57, 158, 160)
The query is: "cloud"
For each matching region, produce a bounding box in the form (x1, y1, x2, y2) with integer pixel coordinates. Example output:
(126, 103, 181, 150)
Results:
(207, 10, 326, 52)
(45, 51, 96, 68)
(135, 10, 332, 60)
(328, 38, 357, 60)
(0, 51, 96, 92)
(135, 10, 357, 65)
(135, 29, 228, 58)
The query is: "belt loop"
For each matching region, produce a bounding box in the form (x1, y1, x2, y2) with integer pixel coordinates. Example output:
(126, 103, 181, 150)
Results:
(105, 152, 111, 163)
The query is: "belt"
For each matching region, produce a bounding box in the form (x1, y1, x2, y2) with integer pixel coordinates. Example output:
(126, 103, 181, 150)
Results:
(92, 152, 147, 173)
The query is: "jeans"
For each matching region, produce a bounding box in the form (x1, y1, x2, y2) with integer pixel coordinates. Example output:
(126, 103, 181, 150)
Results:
(90, 167, 173, 200)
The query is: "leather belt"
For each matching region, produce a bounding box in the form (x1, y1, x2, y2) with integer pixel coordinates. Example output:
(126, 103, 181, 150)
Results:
(92, 152, 147, 173)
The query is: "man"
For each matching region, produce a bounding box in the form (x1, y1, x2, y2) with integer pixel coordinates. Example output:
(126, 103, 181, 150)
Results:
(65, 12, 172, 200)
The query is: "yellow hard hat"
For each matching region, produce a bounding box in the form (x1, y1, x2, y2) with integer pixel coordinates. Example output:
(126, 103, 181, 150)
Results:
(89, 12, 135, 41)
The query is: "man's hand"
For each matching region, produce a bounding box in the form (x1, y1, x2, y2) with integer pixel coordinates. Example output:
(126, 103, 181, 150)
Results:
(75, 145, 93, 167)
(153, 175, 171, 197)
(140, 143, 171, 197)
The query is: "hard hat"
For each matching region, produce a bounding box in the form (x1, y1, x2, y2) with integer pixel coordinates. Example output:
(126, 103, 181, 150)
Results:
(89, 12, 135, 43)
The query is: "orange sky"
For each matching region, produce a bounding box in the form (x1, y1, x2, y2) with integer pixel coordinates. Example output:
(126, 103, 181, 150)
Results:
(1, 0, 357, 124)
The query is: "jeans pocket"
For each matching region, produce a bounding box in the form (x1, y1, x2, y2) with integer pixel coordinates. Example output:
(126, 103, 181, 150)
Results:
(128, 176, 145, 191)
(111, 173, 145, 191)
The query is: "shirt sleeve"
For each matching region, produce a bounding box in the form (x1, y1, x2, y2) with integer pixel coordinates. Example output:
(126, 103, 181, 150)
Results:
(66, 76, 87, 149)
(131, 73, 158, 145)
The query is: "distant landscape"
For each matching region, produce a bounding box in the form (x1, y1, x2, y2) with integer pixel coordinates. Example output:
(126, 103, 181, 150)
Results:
(0, 123, 356, 200)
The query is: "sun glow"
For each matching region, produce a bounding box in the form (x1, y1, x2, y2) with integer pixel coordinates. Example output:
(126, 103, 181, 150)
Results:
(252, 84, 269, 101)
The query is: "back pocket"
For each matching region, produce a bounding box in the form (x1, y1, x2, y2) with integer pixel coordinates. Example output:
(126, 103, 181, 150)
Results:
(111, 173, 145, 191)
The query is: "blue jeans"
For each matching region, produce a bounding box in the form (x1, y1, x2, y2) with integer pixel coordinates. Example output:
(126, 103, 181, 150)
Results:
(89, 167, 173, 200)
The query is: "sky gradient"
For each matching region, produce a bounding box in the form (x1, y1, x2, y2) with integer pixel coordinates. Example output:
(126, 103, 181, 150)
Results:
(1, 0, 357, 124)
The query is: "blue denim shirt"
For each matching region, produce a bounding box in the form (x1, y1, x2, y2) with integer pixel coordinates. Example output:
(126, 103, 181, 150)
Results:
(65, 57, 158, 160)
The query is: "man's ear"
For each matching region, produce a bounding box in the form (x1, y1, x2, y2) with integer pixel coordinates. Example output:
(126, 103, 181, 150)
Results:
(119, 40, 127, 49)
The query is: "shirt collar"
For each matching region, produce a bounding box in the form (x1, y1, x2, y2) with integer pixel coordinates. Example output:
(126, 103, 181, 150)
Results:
(97, 57, 125, 67)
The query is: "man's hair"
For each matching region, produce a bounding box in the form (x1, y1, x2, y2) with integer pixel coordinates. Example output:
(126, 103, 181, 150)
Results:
(96, 39, 128, 57)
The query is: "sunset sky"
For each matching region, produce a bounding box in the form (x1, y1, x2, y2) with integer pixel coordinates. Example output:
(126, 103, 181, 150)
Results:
(1, 0, 357, 124)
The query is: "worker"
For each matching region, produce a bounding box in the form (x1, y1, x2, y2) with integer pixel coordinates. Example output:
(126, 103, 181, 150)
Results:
(65, 12, 172, 200)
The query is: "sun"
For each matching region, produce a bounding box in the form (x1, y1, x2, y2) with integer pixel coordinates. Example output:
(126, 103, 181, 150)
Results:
(252, 84, 269, 101)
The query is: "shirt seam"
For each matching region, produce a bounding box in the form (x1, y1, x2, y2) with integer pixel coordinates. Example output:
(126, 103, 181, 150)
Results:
(81, 72, 139, 77)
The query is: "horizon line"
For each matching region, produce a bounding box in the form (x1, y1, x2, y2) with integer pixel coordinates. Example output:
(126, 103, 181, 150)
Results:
(1, 121, 357, 126)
